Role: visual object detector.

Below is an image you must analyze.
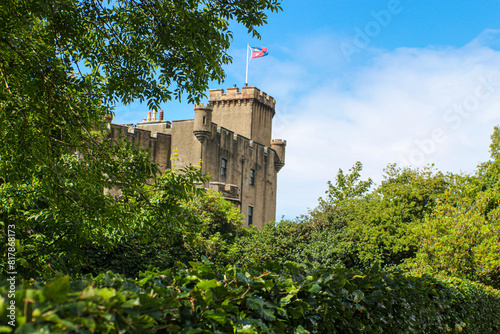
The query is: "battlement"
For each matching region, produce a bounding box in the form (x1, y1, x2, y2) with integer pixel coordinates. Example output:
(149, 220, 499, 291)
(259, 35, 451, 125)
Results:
(110, 85, 285, 228)
(212, 125, 267, 152)
(209, 86, 275, 109)
(108, 122, 172, 170)
(209, 85, 275, 145)
(271, 139, 287, 146)
(194, 103, 213, 110)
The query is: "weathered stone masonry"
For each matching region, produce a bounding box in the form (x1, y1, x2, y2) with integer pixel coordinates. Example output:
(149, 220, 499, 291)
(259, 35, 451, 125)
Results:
(108, 86, 286, 229)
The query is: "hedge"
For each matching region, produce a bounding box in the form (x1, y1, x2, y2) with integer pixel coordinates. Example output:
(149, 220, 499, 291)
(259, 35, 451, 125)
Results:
(1, 260, 499, 333)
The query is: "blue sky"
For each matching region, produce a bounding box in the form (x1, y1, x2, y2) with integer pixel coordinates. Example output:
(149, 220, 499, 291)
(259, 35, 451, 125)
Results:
(115, 0, 500, 219)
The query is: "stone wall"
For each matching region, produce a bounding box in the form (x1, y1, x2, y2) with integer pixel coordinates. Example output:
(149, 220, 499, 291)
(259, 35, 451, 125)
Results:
(107, 86, 285, 229)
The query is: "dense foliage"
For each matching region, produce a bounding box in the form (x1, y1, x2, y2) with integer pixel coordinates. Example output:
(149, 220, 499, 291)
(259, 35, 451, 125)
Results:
(2, 0, 500, 331)
(406, 126, 500, 287)
(76, 190, 245, 277)
(1, 260, 499, 333)
(0, 0, 282, 278)
(227, 163, 452, 269)
(225, 127, 500, 289)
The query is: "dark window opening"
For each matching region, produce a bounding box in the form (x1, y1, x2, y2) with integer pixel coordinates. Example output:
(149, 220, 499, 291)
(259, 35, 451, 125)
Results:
(250, 168, 255, 186)
(221, 158, 227, 177)
(202, 116, 207, 125)
(248, 206, 254, 226)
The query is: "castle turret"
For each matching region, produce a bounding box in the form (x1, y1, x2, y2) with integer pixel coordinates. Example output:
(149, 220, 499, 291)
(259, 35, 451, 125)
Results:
(271, 139, 286, 172)
(209, 85, 275, 146)
(193, 104, 213, 143)
(111, 85, 286, 229)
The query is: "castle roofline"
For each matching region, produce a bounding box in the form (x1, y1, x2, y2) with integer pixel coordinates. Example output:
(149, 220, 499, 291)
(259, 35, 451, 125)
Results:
(209, 85, 275, 109)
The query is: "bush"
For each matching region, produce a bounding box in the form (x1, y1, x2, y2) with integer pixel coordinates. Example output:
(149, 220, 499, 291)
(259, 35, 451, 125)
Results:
(2, 261, 499, 333)
(74, 190, 245, 278)
(307, 163, 451, 268)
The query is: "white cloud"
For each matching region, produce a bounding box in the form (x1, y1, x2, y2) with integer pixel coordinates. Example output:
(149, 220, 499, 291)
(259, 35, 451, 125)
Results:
(111, 30, 500, 221)
(269, 31, 500, 219)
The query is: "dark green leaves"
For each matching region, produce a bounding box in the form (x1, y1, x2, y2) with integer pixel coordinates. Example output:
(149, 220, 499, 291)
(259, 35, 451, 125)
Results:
(0, 0, 281, 279)
(3, 263, 500, 333)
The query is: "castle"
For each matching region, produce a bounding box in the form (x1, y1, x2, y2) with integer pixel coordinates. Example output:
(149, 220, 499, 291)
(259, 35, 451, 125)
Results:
(109, 86, 286, 229)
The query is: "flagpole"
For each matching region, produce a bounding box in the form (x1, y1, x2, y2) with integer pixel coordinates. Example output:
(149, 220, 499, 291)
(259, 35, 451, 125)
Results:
(245, 44, 249, 85)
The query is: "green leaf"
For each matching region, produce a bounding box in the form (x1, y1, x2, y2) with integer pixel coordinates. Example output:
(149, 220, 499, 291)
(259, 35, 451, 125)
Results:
(203, 309, 229, 324)
(308, 284, 321, 293)
(121, 298, 141, 308)
(196, 279, 219, 291)
(247, 297, 264, 310)
(258, 307, 276, 321)
(42, 276, 70, 303)
(288, 305, 305, 319)
(280, 294, 294, 305)
(352, 290, 365, 303)
(294, 325, 310, 334)
(95, 288, 117, 301)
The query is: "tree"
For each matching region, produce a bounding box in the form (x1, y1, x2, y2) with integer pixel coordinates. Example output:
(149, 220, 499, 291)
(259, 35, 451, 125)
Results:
(308, 162, 450, 268)
(408, 126, 500, 287)
(309, 161, 373, 229)
(74, 189, 245, 277)
(0, 0, 282, 277)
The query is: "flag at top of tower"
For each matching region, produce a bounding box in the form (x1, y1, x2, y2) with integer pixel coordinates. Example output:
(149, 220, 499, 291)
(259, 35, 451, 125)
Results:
(250, 46, 268, 59)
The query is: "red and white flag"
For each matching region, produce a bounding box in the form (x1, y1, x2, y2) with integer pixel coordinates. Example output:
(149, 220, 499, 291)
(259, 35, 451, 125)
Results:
(250, 46, 269, 59)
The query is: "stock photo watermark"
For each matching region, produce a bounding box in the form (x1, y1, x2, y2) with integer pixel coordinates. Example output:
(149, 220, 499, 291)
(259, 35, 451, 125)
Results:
(340, 0, 412, 62)
(5, 222, 17, 328)
(399, 73, 500, 166)
(273, 105, 293, 134)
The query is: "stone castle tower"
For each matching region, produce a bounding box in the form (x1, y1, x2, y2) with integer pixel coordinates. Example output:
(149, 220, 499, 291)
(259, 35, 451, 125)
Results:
(109, 86, 286, 228)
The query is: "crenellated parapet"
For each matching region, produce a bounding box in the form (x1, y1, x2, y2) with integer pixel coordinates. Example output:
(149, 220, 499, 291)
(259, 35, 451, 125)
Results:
(209, 85, 275, 111)
(108, 122, 172, 171)
(209, 85, 276, 146)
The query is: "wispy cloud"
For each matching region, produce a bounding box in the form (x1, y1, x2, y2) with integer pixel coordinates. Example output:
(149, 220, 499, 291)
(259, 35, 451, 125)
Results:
(255, 31, 500, 219)
(113, 29, 500, 220)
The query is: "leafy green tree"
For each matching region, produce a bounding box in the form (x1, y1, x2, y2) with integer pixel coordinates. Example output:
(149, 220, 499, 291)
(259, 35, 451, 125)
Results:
(77, 189, 244, 277)
(309, 161, 373, 229)
(408, 126, 500, 287)
(358, 164, 450, 265)
(308, 162, 450, 268)
(229, 163, 450, 270)
(174, 190, 245, 266)
(0, 0, 282, 278)
(408, 193, 500, 287)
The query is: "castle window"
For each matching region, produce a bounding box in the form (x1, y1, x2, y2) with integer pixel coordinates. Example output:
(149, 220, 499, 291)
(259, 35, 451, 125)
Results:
(248, 206, 254, 226)
(221, 158, 227, 177)
(249, 168, 255, 186)
(202, 116, 207, 125)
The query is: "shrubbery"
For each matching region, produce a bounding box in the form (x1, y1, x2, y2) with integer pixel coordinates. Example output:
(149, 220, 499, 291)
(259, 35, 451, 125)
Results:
(1, 260, 499, 333)
(4, 128, 499, 331)
(2, 0, 499, 331)
(229, 127, 500, 289)
(76, 189, 245, 277)
(226, 163, 452, 271)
